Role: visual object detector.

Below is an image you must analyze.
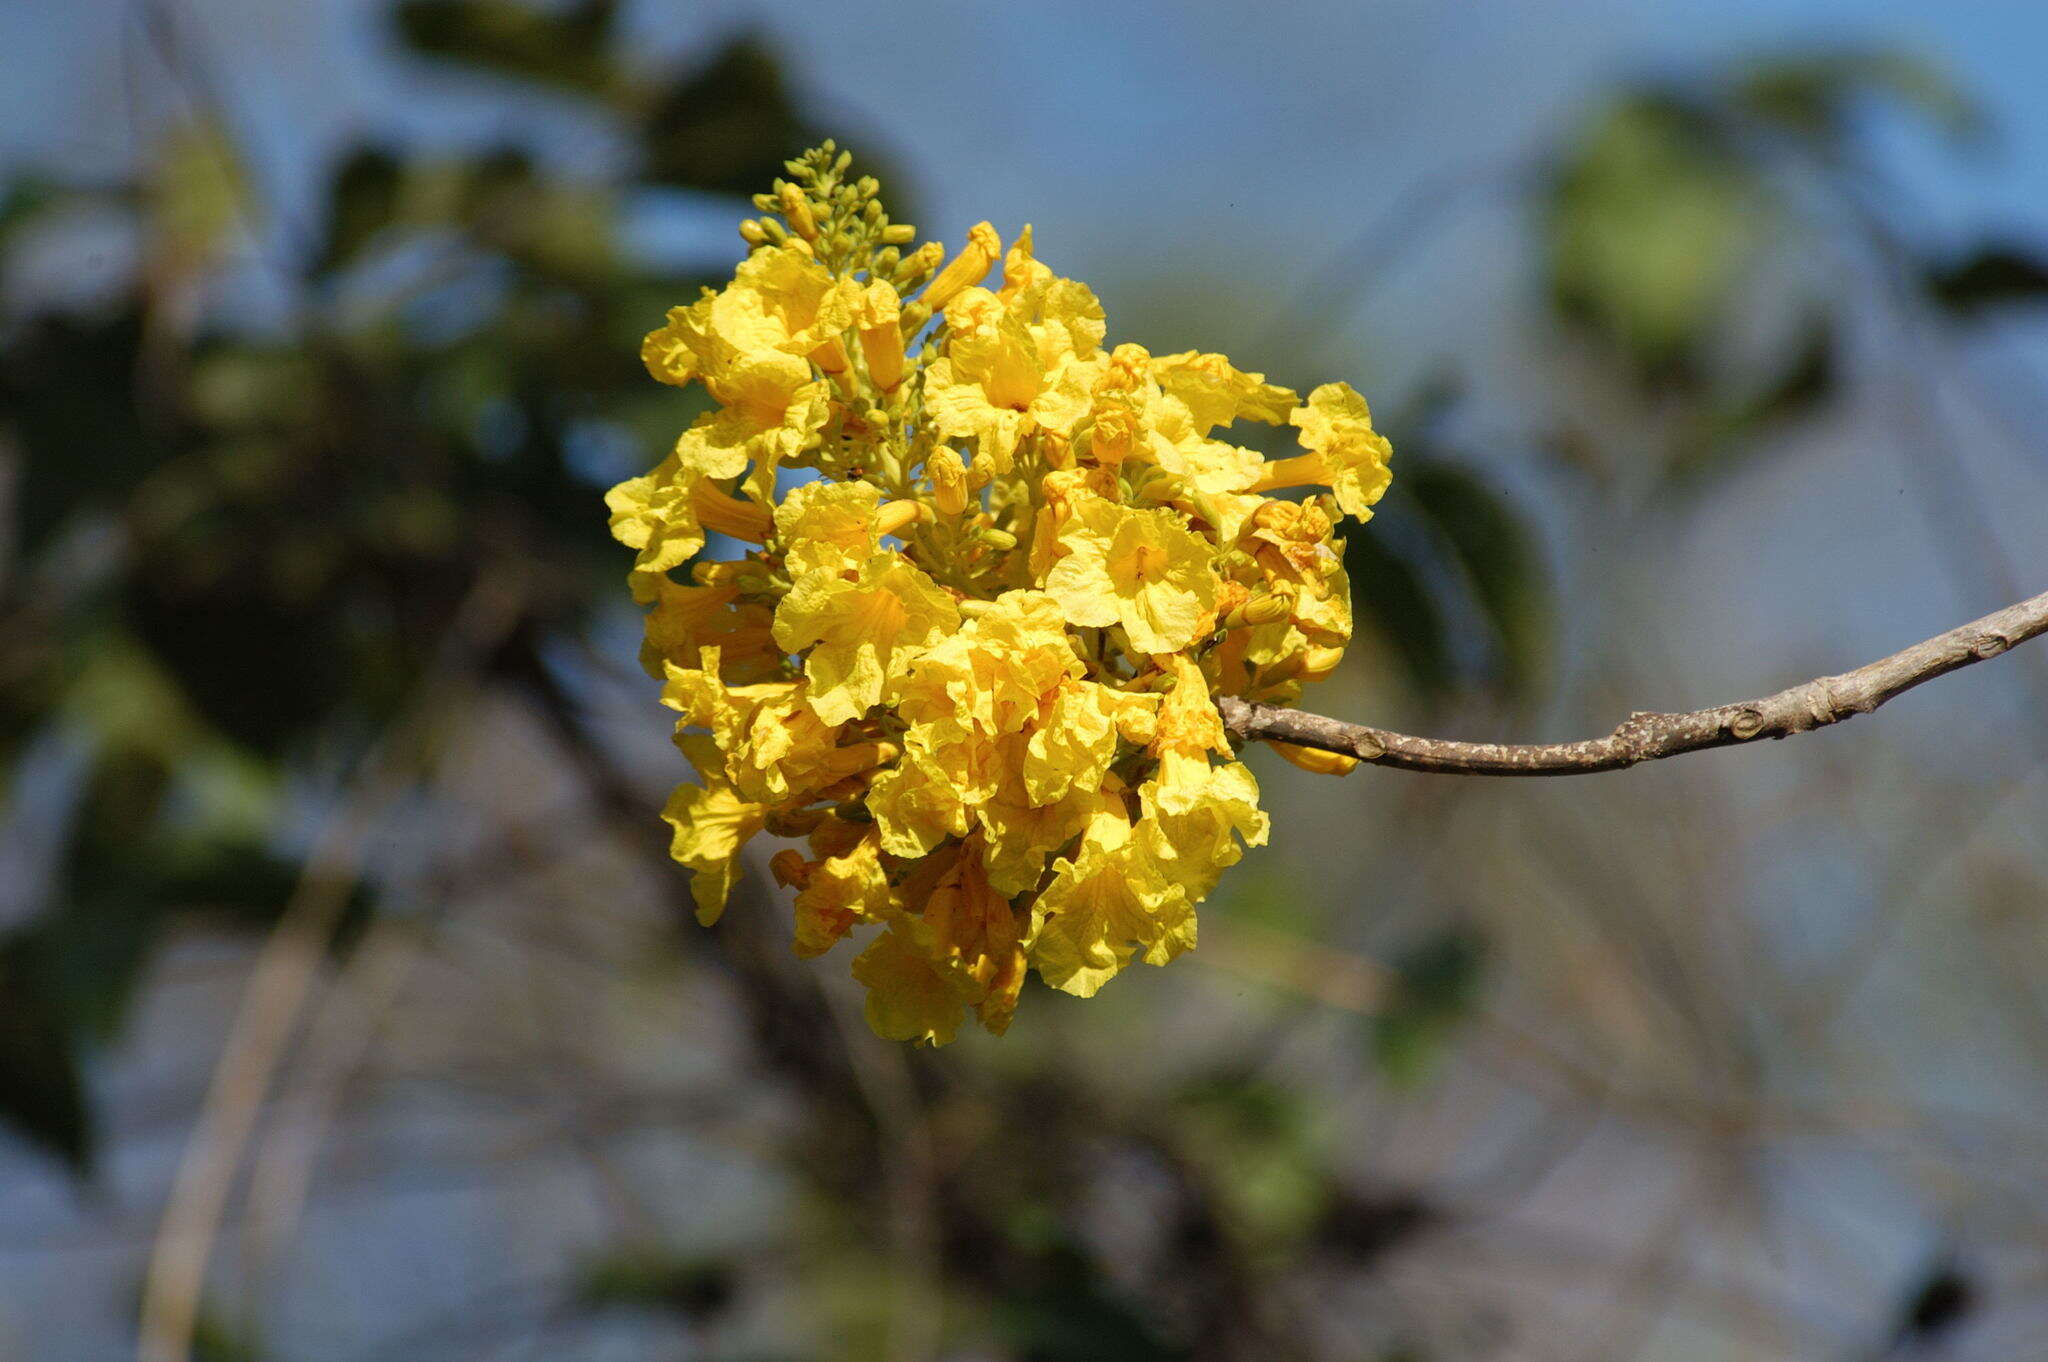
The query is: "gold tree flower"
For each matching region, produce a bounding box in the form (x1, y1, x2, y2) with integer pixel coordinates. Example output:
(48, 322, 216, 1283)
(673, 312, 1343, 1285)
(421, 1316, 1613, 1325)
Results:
(610, 142, 1394, 1041)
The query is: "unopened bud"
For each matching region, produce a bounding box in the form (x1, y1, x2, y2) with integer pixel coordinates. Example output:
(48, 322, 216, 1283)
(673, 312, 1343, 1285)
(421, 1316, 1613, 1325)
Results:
(873, 499, 930, 538)
(811, 335, 851, 375)
(1225, 592, 1295, 630)
(880, 222, 917, 245)
(1271, 741, 1360, 777)
(739, 219, 770, 247)
(778, 183, 818, 241)
(900, 240, 944, 284)
(769, 849, 813, 888)
(928, 448, 969, 516)
(1297, 644, 1346, 680)
(918, 221, 1001, 314)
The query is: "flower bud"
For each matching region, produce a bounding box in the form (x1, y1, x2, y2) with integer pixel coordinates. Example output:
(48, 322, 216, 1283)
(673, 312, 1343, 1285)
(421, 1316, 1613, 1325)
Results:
(769, 849, 814, 888)
(873, 499, 930, 538)
(899, 240, 944, 287)
(1224, 591, 1295, 630)
(918, 221, 1001, 315)
(928, 448, 970, 516)
(1296, 644, 1346, 680)
(1271, 741, 1360, 776)
(778, 183, 818, 241)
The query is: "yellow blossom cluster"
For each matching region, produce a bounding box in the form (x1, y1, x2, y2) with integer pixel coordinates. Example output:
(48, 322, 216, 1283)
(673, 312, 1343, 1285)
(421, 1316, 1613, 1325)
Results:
(609, 144, 1392, 1043)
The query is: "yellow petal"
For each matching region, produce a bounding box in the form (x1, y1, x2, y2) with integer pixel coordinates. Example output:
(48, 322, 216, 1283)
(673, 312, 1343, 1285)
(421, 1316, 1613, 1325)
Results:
(774, 552, 961, 726)
(852, 921, 968, 1046)
(661, 777, 767, 927)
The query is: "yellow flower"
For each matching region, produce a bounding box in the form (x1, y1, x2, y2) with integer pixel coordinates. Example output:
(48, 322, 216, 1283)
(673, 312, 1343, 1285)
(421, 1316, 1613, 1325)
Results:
(772, 479, 885, 580)
(925, 299, 1097, 475)
(976, 778, 1103, 896)
(1147, 655, 1231, 814)
(1254, 382, 1394, 521)
(867, 747, 970, 857)
(643, 245, 861, 499)
(1150, 350, 1299, 432)
(852, 919, 969, 1046)
(773, 551, 960, 725)
(854, 279, 909, 392)
(918, 220, 1002, 316)
(662, 737, 768, 927)
(912, 840, 1027, 1035)
(1021, 679, 1129, 805)
(792, 824, 890, 958)
(636, 577, 780, 683)
(894, 589, 1078, 736)
(675, 380, 833, 504)
(606, 461, 706, 598)
(1043, 494, 1220, 653)
(643, 243, 860, 395)
(613, 146, 1398, 1041)
(1137, 758, 1269, 902)
(1027, 807, 1193, 997)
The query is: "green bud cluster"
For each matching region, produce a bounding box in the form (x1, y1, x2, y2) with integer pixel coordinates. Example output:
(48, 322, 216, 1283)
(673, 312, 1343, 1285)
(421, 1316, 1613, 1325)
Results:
(739, 141, 937, 294)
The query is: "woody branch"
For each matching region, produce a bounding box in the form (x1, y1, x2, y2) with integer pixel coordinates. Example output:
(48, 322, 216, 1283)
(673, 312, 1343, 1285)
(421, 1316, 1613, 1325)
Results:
(1218, 588, 2048, 777)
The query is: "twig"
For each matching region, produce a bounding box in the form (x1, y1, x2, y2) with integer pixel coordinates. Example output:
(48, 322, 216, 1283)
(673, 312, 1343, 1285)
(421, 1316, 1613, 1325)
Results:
(1220, 589, 2048, 777)
(135, 577, 525, 1362)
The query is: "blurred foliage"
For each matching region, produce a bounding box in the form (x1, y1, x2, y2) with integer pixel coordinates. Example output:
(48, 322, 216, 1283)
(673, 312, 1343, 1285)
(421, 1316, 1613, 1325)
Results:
(1338, 377, 1550, 697)
(0, 5, 829, 1176)
(1536, 46, 2048, 489)
(574, 1249, 738, 1321)
(1371, 927, 1486, 1088)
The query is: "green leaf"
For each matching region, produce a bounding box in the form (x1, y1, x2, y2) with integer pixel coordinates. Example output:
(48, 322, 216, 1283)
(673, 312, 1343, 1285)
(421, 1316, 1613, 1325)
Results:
(0, 305, 160, 557)
(639, 37, 817, 196)
(1340, 517, 1453, 695)
(1735, 49, 1983, 150)
(314, 146, 404, 276)
(1669, 316, 1838, 487)
(993, 1238, 1190, 1362)
(1404, 463, 1550, 695)
(1370, 928, 1486, 1087)
(189, 1309, 265, 1362)
(1543, 94, 1768, 382)
(574, 1250, 736, 1319)
(394, 0, 619, 96)
(0, 176, 58, 245)
(0, 936, 94, 1177)
(1925, 243, 2048, 318)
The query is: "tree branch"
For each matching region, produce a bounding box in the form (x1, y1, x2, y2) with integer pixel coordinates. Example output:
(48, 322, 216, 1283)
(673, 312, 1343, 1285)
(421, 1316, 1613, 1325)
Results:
(1218, 589, 2048, 777)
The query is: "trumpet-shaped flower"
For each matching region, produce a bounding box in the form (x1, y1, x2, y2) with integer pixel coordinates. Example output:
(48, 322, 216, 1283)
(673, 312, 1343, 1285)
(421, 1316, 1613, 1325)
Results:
(1254, 382, 1394, 521)
(773, 551, 960, 725)
(1043, 494, 1220, 653)
(1027, 808, 1194, 997)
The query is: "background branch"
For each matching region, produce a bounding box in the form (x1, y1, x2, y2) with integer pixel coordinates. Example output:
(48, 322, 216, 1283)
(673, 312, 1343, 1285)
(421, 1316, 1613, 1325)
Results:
(1220, 588, 2048, 776)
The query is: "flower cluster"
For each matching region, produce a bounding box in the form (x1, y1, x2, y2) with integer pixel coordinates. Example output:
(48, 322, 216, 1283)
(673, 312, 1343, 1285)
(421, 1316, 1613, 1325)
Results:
(610, 144, 1391, 1043)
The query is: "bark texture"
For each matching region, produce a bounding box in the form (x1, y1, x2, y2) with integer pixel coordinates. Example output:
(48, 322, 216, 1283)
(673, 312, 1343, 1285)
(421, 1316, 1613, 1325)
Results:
(1218, 589, 2048, 777)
